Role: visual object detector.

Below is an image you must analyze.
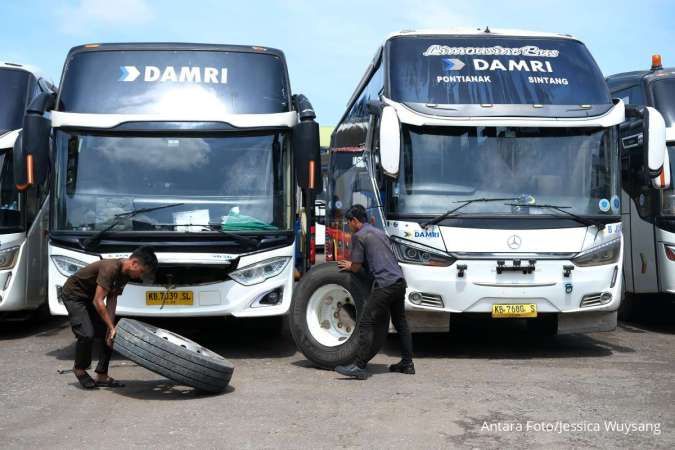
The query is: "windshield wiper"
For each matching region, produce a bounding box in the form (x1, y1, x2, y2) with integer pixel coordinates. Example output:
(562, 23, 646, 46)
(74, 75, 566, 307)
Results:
(198, 223, 261, 249)
(505, 203, 606, 231)
(421, 197, 520, 229)
(82, 203, 184, 251)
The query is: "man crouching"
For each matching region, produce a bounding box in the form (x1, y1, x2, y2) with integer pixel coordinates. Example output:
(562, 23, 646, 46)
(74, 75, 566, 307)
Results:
(61, 247, 158, 389)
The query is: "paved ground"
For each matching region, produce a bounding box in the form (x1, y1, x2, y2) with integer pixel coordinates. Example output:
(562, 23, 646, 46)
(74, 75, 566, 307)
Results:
(1, 301, 674, 449)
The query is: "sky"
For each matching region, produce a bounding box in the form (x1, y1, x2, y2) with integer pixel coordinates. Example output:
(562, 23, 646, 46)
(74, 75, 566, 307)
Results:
(2, 0, 675, 124)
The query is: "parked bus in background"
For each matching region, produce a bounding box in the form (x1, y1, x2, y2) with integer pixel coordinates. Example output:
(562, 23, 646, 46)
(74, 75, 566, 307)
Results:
(607, 55, 675, 319)
(314, 126, 334, 253)
(288, 29, 670, 368)
(0, 62, 55, 319)
(14, 43, 320, 321)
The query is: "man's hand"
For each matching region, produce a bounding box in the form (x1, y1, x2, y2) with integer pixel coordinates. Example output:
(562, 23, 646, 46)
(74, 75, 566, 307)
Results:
(106, 326, 117, 348)
(337, 260, 352, 271)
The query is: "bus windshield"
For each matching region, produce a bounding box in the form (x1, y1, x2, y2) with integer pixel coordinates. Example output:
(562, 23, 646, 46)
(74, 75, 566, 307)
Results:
(388, 36, 610, 106)
(0, 151, 21, 230)
(58, 50, 289, 114)
(390, 126, 620, 218)
(0, 68, 31, 134)
(53, 131, 291, 233)
(662, 144, 675, 216)
(652, 78, 675, 127)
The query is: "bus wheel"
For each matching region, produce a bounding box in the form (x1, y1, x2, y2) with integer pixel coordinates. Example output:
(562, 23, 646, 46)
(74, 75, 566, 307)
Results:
(289, 263, 386, 369)
(618, 293, 638, 322)
(113, 318, 234, 393)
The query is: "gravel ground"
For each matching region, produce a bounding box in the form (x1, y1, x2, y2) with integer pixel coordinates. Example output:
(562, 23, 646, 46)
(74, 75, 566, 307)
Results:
(0, 302, 673, 449)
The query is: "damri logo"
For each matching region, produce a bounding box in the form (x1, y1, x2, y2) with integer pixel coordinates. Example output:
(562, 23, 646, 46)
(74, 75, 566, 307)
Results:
(442, 58, 465, 71)
(118, 66, 141, 82)
(118, 65, 228, 84)
(414, 230, 440, 239)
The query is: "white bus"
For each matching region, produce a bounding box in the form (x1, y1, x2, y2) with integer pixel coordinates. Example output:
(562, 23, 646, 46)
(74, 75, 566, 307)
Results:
(289, 29, 669, 367)
(607, 55, 675, 318)
(0, 62, 55, 319)
(13, 43, 320, 319)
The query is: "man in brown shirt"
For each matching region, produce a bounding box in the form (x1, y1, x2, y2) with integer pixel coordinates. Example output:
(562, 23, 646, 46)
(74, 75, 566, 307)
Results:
(61, 246, 158, 389)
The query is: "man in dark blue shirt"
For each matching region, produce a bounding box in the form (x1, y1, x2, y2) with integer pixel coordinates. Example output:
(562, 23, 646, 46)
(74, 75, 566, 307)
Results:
(335, 204, 414, 379)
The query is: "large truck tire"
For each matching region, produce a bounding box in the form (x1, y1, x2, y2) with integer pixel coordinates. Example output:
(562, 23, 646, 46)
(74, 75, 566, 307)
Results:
(618, 292, 638, 322)
(113, 318, 234, 393)
(289, 263, 388, 369)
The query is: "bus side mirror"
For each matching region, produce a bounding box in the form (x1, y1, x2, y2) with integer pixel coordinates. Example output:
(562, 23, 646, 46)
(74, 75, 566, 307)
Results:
(379, 106, 400, 178)
(12, 133, 33, 191)
(293, 120, 322, 192)
(644, 106, 670, 189)
(14, 92, 55, 191)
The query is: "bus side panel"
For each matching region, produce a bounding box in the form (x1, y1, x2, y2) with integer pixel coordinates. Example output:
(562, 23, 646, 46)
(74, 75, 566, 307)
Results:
(629, 198, 659, 293)
(621, 190, 635, 293)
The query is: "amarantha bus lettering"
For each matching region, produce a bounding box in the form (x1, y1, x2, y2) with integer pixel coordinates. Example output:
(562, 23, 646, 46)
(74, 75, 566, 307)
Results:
(423, 45, 559, 58)
(119, 65, 228, 83)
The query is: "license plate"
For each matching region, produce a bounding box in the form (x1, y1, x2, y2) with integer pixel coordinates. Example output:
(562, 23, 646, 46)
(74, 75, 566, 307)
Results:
(492, 303, 537, 318)
(145, 291, 194, 306)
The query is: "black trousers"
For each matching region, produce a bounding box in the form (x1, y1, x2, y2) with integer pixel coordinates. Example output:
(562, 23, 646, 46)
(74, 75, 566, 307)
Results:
(355, 279, 413, 368)
(62, 297, 112, 374)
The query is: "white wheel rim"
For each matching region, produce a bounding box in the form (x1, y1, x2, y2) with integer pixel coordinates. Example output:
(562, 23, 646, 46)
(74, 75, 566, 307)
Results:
(153, 327, 223, 360)
(306, 283, 357, 347)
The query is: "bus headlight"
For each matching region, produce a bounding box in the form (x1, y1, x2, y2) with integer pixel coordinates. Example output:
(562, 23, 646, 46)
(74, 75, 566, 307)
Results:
(572, 239, 621, 267)
(230, 257, 291, 286)
(391, 238, 455, 267)
(51, 255, 88, 277)
(0, 246, 20, 270)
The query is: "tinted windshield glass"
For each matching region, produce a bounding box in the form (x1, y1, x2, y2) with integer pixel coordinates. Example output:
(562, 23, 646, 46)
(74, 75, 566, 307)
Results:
(652, 78, 675, 127)
(0, 69, 31, 133)
(390, 126, 619, 217)
(54, 131, 290, 232)
(0, 151, 21, 229)
(59, 50, 289, 114)
(662, 144, 675, 216)
(388, 36, 610, 106)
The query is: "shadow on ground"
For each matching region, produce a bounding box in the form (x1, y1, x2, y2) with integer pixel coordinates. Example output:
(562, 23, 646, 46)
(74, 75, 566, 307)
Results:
(0, 316, 69, 341)
(62, 378, 234, 400)
(111, 379, 235, 400)
(46, 315, 297, 362)
(619, 297, 675, 334)
(377, 316, 638, 360)
(44, 300, 675, 367)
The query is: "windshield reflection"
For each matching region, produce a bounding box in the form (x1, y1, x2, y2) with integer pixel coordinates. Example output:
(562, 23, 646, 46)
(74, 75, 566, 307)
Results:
(0, 151, 21, 229)
(390, 126, 619, 217)
(54, 131, 290, 232)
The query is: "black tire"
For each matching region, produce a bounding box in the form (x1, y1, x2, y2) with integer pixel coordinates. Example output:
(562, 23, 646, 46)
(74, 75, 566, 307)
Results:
(113, 318, 234, 393)
(618, 292, 638, 322)
(289, 263, 388, 369)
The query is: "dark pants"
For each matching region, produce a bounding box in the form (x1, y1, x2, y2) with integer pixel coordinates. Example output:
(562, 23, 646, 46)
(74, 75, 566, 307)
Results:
(355, 279, 413, 368)
(62, 297, 112, 374)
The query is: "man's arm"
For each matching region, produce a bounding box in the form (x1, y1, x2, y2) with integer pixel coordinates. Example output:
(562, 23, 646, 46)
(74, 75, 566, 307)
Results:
(337, 233, 364, 273)
(106, 294, 118, 323)
(337, 260, 363, 273)
(92, 285, 116, 346)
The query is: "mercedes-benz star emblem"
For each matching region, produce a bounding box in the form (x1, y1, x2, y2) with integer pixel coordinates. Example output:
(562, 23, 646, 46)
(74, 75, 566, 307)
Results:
(507, 235, 522, 250)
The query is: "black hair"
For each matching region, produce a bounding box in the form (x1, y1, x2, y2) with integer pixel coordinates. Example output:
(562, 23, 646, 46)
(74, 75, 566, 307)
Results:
(130, 246, 158, 273)
(345, 204, 368, 223)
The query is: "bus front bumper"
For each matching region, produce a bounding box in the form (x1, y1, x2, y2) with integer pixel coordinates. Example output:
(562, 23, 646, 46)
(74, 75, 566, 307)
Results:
(48, 245, 294, 318)
(400, 258, 622, 334)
